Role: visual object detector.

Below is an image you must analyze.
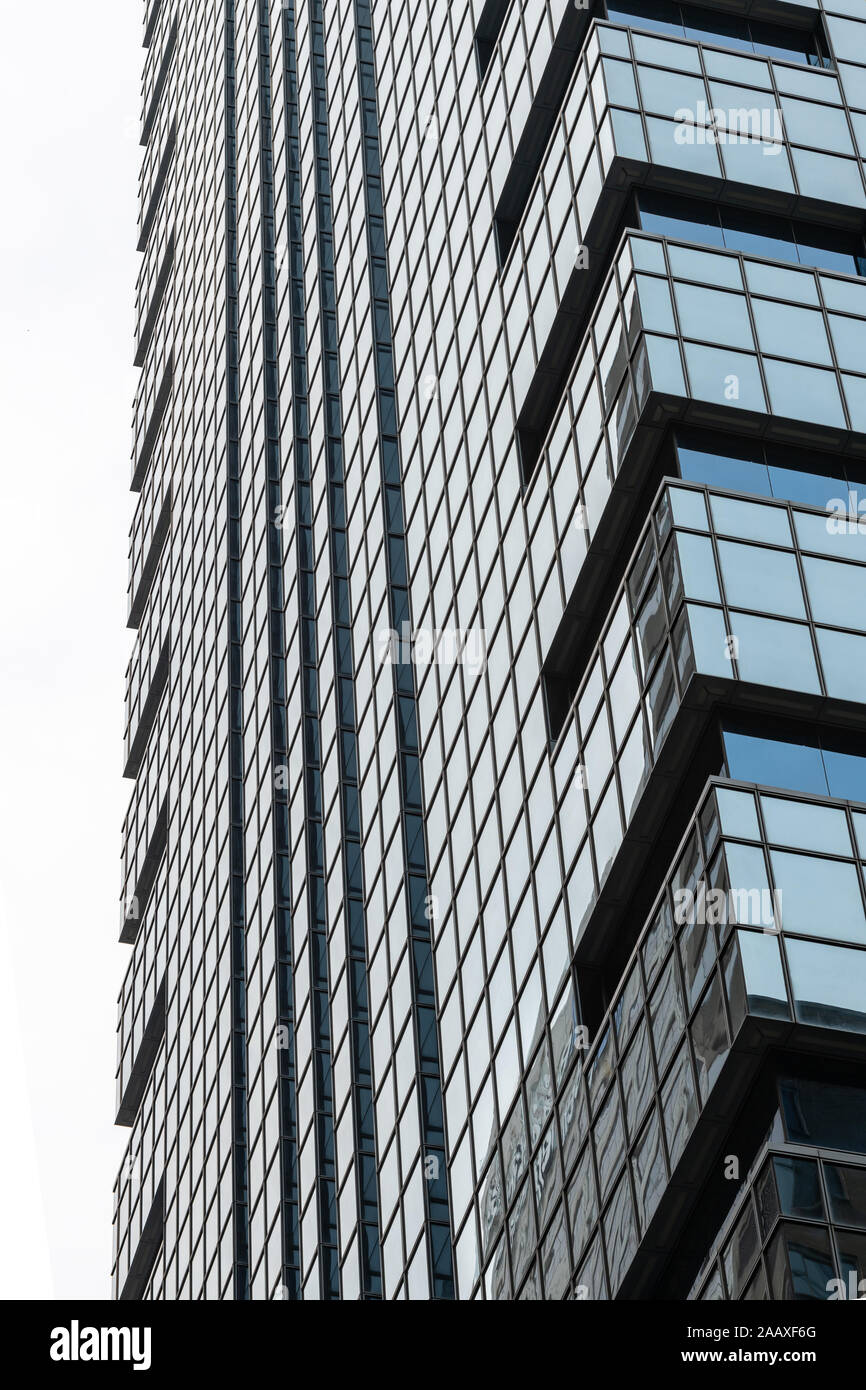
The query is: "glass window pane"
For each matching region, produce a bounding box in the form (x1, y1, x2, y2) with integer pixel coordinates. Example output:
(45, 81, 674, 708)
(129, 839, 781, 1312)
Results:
(635, 273, 677, 332)
(718, 540, 806, 618)
(766, 461, 844, 510)
(721, 135, 795, 193)
(736, 929, 789, 1017)
(668, 243, 744, 288)
(825, 1163, 866, 1230)
(660, 1043, 698, 1168)
(764, 359, 846, 428)
(632, 32, 703, 72)
(603, 1169, 638, 1293)
(822, 745, 866, 803)
(684, 344, 765, 410)
(722, 1199, 760, 1299)
(752, 301, 831, 365)
(760, 795, 852, 855)
(725, 841, 774, 926)
(766, 1223, 835, 1300)
(650, 956, 685, 1075)
(637, 65, 707, 116)
(772, 850, 866, 943)
(723, 207, 796, 262)
(717, 787, 761, 839)
(836, 1229, 866, 1297)
(631, 1107, 667, 1230)
(675, 283, 753, 348)
(677, 438, 771, 496)
(703, 50, 771, 89)
(792, 148, 866, 207)
(710, 493, 791, 544)
(772, 1155, 824, 1220)
(637, 189, 724, 244)
(722, 725, 828, 795)
(842, 372, 866, 434)
(690, 972, 729, 1099)
(828, 312, 866, 372)
(620, 1019, 653, 1140)
(644, 332, 687, 395)
(729, 612, 821, 694)
(677, 532, 720, 601)
(786, 937, 866, 1030)
(647, 116, 722, 176)
(670, 486, 709, 530)
(817, 628, 866, 703)
(745, 259, 819, 304)
(781, 96, 855, 155)
(686, 603, 730, 676)
(779, 1074, 866, 1151)
(795, 509, 866, 564)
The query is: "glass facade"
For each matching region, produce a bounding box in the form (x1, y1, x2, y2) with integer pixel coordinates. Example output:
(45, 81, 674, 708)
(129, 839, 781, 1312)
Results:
(114, 0, 866, 1301)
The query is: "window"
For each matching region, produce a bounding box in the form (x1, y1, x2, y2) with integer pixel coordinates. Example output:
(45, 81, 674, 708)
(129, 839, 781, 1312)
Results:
(779, 1076, 866, 1152)
(606, 0, 831, 69)
(672, 427, 865, 513)
(721, 717, 866, 804)
(636, 190, 866, 277)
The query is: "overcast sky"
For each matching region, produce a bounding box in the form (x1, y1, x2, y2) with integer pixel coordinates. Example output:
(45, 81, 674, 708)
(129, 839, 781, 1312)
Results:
(0, 4, 143, 1298)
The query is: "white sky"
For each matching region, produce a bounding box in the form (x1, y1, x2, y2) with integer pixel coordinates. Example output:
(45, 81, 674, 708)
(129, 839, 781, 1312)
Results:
(0, 4, 143, 1298)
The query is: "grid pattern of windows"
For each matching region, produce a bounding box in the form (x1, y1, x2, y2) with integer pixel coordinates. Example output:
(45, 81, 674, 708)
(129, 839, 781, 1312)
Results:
(692, 1140, 866, 1300)
(115, 0, 866, 1300)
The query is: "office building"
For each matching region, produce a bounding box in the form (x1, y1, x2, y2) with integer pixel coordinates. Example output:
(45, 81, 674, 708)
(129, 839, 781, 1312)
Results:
(114, 0, 866, 1300)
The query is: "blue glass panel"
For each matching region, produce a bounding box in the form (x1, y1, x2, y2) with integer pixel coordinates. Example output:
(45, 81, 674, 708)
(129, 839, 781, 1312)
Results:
(760, 796, 852, 855)
(786, 937, 866, 1032)
(722, 208, 796, 263)
(675, 432, 772, 496)
(710, 493, 791, 544)
(722, 727, 829, 796)
(803, 555, 866, 628)
(677, 532, 720, 601)
(637, 190, 724, 245)
(764, 360, 846, 429)
(686, 603, 731, 675)
(716, 788, 760, 838)
(718, 540, 806, 618)
(684, 344, 765, 410)
(817, 629, 866, 702)
(766, 464, 843, 510)
(823, 747, 866, 803)
(771, 850, 866, 943)
(737, 929, 789, 1016)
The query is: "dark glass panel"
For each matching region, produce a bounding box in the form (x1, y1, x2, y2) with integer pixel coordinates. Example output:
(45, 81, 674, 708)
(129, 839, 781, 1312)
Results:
(780, 1076, 866, 1155)
(721, 206, 797, 263)
(825, 1163, 866, 1230)
(766, 1222, 835, 1299)
(773, 1156, 824, 1221)
(636, 190, 724, 246)
(606, 0, 684, 38)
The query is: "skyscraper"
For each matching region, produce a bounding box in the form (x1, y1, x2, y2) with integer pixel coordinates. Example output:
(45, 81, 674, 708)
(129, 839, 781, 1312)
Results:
(115, 0, 866, 1300)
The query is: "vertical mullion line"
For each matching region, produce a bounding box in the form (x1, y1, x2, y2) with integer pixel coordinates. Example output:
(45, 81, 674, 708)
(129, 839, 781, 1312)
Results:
(281, 0, 338, 1302)
(283, 0, 342, 1302)
(352, 0, 455, 1299)
(308, 0, 382, 1299)
(257, 0, 301, 1298)
(224, 0, 250, 1300)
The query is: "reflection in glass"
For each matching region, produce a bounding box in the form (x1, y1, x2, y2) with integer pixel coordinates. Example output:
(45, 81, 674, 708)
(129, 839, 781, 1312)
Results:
(766, 1223, 835, 1299)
